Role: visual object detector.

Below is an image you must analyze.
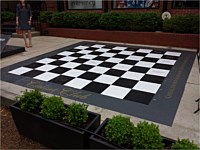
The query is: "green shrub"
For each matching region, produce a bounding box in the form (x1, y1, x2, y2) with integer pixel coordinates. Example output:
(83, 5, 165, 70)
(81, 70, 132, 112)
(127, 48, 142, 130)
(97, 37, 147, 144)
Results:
(64, 103, 88, 126)
(171, 138, 199, 149)
(50, 12, 66, 27)
(1, 11, 15, 22)
(40, 11, 53, 23)
(132, 121, 164, 149)
(163, 14, 199, 34)
(105, 115, 134, 146)
(40, 96, 66, 120)
(16, 89, 45, 112)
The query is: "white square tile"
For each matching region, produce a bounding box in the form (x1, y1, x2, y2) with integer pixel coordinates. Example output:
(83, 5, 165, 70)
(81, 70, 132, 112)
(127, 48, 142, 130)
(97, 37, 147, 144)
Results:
(122, 71, 144, 80)
(57, 51, 75, 56)
(101, 85, 131, 99)
(36, 58, 56, 64)
(8, 67, 33, 75)
(135, 61, 155, 68)
(80, 54, 97, 59)
(96, 48, 110, 52)
(59, 56, 77, 62)
(112, 64, 132, 71)
(77, 50, 93, 54)
(126, 55, 143, 61)
(64, 78, 91, 89)
(105, 58, 123, 63)
(94, 74, 119, 84)
(146, 53, 163, 59)
(100, 52, 116, 57)
(91, 44, 106, 48)
(133, 81, 161, 94)
(112, 46, 128, 50)
(61, 62, 81, 68)
(89, 66, 110, 74)
(84, 60, 103, 66)
(157, 59, 176, 65)
(74, 46, 89, 49)
(164, 51, 181, 56)
(34, 72, 59, 81)
(118, 51, 135, 55)
(36, 64, 57, 72)
(62, 69, 85, 77)
(147, 68, 169, 77)
(136, 49, 152, 53)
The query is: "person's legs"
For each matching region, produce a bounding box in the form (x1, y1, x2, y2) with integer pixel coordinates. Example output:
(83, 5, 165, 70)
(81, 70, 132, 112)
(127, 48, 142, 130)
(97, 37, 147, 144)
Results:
(27, 30, 32, 47)
(22, 30, 28, 48)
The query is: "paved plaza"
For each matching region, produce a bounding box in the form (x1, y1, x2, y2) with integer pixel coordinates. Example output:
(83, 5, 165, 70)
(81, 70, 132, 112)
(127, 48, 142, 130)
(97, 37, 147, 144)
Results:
(1, 36, 199, 146)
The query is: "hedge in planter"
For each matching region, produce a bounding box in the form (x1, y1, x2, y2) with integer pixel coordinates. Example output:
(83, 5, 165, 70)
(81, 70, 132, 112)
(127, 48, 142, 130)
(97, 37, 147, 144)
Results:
(171, 138, 199, 150)
(1, 11, 15, 23)
(40, 11, 53, 23)
(10, 89, 100, 149)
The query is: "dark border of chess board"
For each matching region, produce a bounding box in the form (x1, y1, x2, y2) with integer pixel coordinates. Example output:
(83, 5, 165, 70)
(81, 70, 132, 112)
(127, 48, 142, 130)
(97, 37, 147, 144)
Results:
(0, 41, 196, 126)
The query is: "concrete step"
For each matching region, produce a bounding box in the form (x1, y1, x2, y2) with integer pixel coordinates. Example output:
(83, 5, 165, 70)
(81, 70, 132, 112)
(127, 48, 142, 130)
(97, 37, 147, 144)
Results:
(12, 31, 40, 38)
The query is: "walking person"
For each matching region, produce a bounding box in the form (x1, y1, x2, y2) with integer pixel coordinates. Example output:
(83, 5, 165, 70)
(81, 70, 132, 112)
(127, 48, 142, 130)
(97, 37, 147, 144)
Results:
(16, 0, 33, 48)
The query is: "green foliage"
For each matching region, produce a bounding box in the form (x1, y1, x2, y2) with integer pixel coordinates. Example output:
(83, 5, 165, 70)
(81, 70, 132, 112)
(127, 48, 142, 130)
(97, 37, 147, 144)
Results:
(40, 96, 66, 120)
(132, 121, 164, 149)
(40, 11, 53, 23)
(1, 11, 15, 22)
(163, 14, 199, 34)
(105, 115, 134, 146)
(64, 103, 88, 126)
(99, 12, 162, 31)
(16, 89, 45, 112)
(171, 138, 199, 149)
(50, 12, 66, 27)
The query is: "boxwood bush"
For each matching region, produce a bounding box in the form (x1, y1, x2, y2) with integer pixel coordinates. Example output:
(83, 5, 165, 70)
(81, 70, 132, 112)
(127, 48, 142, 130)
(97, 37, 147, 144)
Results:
(105, 115, 134, 146)
(163, 14, 199, 34)
(40, 11, 53, 23)
(50, 12, 66, 27)
(171, 138, 199, 149)
(132, 121, 164, 149)
(1, 11, 15, 22)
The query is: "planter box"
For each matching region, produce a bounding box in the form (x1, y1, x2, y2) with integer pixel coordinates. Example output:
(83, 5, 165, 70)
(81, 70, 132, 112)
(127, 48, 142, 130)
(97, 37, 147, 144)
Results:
(89, 118, 176, 149)
(10, 102, 101, 149)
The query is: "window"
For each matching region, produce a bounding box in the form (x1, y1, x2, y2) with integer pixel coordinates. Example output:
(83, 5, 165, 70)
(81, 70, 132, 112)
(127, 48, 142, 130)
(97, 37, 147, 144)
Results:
(173, 0, 199, 8)
(67, 0, 102, 10)
(113, 0, 159, 9)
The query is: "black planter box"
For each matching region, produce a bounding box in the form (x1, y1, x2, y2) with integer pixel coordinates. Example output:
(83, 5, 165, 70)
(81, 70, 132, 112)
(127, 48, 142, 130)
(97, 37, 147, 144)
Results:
(10, 102, 101, 149)
(89, 118, 176, 149)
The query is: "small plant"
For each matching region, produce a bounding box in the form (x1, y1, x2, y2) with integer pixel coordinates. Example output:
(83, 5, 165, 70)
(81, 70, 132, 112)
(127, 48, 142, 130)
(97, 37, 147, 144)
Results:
(105, 115, 134, 146)
(40, 11, 53, 23)
(40, 96, 66, 120)
(16, 89, 45, 112)
(132, 121, 164, 149)
(171, 138, 199, 149)
(1, 11, 15, 22)
(64, 103, 88, 126)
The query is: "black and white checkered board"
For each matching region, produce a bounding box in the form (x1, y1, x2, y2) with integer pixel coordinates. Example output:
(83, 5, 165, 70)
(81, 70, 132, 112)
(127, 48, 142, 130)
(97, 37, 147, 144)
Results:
(8, 43, 181, 105)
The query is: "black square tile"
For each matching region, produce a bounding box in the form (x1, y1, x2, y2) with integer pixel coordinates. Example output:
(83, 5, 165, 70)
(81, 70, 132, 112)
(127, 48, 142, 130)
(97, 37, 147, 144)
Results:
(22, 70, 44, 78)
(120, 60, 138, 65)
(70, 49, 81, 52)
(93, 56, 109, 61)
(85, 47, 99, 50)
(152, 50, 165, 54)
(49, 75, 74, 84)
(141, 57, 159, 62)
(90, 51, 103, 55)
(141, 75, 165, 84)
(133, 52, 147, 56)
(48, 55, 65, 59)
(79, 72, 100, 80)
(83, 82, 109, 93)
(124, 90, 154, 105)
(103, 45, 114, 49)
(24, 62, 44, 69)
(129, 66, 150, 73)
(70, 53, 84, 57)
(126, 48, 137, 51)
(99, 62, 117, 68)
(75, 64, 94, 71)
(105, 69, 126, 77)
(113, 54, 128, 59)
(49, 67, 70, 74)
(113, 78, 137, 88)
(72, 58, 88, 63)
(49, 60, 66, 66)
(162, 55, 179, 60)
(108, 50, 120, 53)
(153, 64, 172, 70)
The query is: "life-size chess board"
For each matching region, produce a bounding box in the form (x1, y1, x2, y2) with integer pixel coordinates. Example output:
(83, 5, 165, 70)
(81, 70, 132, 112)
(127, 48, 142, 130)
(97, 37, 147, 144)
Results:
(1, 42, 196, 126)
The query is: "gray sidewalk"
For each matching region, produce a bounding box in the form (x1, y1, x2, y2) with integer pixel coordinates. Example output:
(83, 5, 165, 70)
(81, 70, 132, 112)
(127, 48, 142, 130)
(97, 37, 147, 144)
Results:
(1, 36, 199, 146)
